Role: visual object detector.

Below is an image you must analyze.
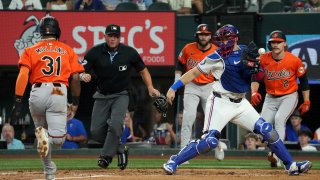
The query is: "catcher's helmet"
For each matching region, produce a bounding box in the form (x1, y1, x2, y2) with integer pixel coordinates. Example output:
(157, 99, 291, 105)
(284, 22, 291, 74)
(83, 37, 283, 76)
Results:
(267, 30, 286, 50)
(39, 15, 61, 39)
(213, 24, 239, 58)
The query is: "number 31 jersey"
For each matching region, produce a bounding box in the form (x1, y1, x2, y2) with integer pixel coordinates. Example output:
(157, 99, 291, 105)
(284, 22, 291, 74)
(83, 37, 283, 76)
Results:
(18, 39, 84, 86)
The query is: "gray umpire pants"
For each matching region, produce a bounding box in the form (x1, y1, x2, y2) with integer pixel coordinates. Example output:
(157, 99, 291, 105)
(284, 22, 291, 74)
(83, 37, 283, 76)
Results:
(90, 90, 129, 157)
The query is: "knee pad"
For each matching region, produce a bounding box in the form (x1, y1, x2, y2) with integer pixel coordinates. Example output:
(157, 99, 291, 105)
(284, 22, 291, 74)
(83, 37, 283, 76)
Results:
(196, 130, 220, 154)
(254, 118, 279, 143)
(49, 134, 66, 146)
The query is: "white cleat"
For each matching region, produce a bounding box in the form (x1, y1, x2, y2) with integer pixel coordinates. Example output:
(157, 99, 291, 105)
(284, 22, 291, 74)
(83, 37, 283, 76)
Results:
(35, 127, 49, 157)
(215, 141, 225, 161)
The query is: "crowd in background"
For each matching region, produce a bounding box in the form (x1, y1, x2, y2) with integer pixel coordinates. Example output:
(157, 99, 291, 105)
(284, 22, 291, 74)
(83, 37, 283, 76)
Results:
(0, 0, 319, 14)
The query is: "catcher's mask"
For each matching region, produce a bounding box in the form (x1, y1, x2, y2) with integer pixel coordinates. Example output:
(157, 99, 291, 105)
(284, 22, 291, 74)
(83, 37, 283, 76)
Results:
(153, 95, 167, 117)
(39, 15, 61, 39)
(267, 30, 286, 50)
(213, 24, 239, 58)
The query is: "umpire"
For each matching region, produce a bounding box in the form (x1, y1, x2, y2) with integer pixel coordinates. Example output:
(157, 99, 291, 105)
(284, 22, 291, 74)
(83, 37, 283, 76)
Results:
(80, 24, 160, 170)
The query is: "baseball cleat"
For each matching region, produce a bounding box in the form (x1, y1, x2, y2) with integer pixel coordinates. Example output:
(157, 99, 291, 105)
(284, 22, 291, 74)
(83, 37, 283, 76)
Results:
(285, 161, 311, 175)
(35, 127, 49, 157)
(117, 146, 129, 170)
(214, 142, 225, 161)
(163, 155, 178, 175)
(98, 155, 112, 169)
(285, 162, 299, 175)
(297, 160, 312, 173)
(45, 161, 56, 180)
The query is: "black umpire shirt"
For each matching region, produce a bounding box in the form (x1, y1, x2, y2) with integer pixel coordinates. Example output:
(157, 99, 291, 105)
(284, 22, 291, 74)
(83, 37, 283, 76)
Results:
(84, 43, 146, 94)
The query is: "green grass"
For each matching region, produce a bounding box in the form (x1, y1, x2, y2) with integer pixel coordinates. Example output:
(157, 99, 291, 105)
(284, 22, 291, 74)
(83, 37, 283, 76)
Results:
(0, 158, 320, 170)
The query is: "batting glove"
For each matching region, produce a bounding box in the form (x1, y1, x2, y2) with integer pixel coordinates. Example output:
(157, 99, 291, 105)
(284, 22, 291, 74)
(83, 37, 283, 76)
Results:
(298, 100, 310, 115)
(251, 91, 262, 106)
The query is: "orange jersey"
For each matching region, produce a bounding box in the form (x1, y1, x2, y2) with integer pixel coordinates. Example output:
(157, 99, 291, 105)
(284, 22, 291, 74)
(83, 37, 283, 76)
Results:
(178, 42, 217, 84)
(18, 39, 84, 86)
(260, 51, 306, 95)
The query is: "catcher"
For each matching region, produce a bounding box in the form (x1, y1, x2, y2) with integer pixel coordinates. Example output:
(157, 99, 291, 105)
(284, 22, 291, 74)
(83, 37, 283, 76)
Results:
(162, 24, 312, 176)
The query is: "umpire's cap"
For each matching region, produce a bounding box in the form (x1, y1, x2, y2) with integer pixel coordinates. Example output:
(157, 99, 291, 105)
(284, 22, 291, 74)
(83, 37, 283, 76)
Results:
(268, 30, 286, 42)
(105, 24, 121, 35)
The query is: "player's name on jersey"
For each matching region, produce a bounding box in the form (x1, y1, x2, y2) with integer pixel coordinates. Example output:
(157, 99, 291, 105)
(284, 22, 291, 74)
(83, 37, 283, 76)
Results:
(35, 46, 66, 55)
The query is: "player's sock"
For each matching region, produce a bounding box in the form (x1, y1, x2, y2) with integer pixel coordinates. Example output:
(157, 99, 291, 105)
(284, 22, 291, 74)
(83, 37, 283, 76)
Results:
(173, 140, 199, 165)
(268, 139, 293, 168)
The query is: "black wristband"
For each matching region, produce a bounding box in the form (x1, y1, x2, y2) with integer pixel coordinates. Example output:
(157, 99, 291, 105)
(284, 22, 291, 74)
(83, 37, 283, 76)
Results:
(72, 96, 80, 105)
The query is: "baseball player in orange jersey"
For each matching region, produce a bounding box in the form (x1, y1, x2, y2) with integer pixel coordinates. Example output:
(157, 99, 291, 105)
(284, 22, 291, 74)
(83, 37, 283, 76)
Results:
(251, 30, 310, 167)
(175, 24, 222, 159)
(11, 15, 84, 180)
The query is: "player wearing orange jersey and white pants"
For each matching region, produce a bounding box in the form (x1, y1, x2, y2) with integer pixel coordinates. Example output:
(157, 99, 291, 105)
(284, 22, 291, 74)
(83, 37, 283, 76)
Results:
(175, 24, 219, 158)
(251, 30, 310, 168)
(11, 15, 84, 180)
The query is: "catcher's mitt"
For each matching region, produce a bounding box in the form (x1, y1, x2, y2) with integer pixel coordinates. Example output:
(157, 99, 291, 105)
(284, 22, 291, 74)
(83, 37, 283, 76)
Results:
(153, 94, 168, 117)
(241, 41, 260, 74)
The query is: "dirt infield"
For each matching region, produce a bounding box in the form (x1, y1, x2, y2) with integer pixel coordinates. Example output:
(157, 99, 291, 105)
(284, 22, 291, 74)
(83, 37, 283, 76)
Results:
(1, 168, 319, 180)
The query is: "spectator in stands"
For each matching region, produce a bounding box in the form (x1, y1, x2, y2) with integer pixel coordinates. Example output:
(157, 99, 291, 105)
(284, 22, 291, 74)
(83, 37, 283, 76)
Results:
(22, 0, 43, 10)
(159, 0, 192, 14)
(1, 123, 25, 149)
(61, 105, 88, 149)
(192, 0, 203, 14)
(102, 0, 123, 10)
(314, 126, 320, 141)
(46, 0, 73, 10)
(121, 111, 138, 144)
(149, 110, 177, 145)
(239, 132, 260, 150)
(305, 0, 320, 12)
(75, 0, 105, 11)
(0, 0, 42, 10)
(285, 110, 311, 142)
(0, 0, 22, 9)
(298, 129, 317, 151)
(293, 0, 305, 13)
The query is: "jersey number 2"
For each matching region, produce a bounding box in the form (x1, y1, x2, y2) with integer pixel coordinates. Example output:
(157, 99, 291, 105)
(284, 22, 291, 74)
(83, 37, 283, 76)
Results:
(41, 56, 61, 76)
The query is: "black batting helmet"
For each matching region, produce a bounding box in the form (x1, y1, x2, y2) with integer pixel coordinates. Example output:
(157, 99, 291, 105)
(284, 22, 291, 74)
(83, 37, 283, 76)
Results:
(267, 30, 286, 50)
(39, 15, 61, 39)
(195, 24, 212, 35)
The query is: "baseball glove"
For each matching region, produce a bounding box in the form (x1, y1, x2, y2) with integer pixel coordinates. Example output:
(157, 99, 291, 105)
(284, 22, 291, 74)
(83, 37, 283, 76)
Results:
(241, 41, 260, 74)
(153, 94, 168, 117)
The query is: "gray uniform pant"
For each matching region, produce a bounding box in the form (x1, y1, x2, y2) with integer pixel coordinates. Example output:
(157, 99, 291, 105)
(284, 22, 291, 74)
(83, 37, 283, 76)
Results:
(90, 90, 129, 157)
(261, 92, 298, 141)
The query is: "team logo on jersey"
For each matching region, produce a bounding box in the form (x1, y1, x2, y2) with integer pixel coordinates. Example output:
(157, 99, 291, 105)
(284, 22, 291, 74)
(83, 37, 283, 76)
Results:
(298, 66, 305, 74)
(265, 69, 291, 80)
(14, 15, 42, 57)
(187, 58, 199, 68)
(119, 65, 127, 71)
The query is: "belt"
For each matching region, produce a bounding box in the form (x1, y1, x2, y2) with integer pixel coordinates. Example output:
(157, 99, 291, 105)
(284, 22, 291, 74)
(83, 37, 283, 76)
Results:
(269, 94, 286, 98)
(97, 89, 116, 95)
(213, 91, 242, 103)
(34, 82, 61, 88)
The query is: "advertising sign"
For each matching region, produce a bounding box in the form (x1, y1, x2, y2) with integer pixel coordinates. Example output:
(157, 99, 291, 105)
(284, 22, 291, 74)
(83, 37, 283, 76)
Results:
(0, 11, 175, 66)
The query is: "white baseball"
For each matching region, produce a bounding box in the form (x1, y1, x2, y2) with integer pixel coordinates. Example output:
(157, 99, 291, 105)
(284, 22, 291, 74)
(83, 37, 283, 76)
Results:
(258, 48, 266, 55)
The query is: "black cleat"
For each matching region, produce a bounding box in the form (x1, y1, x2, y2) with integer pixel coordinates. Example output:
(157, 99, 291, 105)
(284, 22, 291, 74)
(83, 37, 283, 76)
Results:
(117, 146, 129, 170)
(98, 155, 112, 169)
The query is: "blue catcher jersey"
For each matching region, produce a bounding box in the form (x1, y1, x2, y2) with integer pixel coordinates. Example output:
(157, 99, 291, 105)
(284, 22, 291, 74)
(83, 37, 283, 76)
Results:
(220, 45, 252, 93)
